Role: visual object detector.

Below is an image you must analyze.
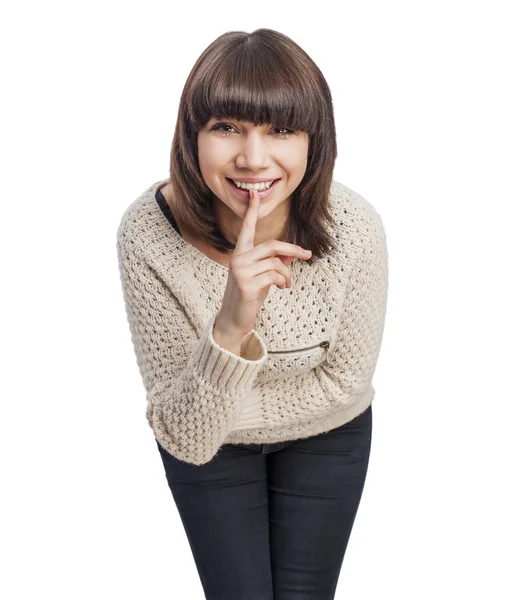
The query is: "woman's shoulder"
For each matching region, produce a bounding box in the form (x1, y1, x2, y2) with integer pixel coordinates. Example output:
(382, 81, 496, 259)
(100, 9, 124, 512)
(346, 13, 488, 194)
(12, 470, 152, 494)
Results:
(116, 178, 170, 257)
(330, 179, 382, 220)
(330, 179, 387, 252)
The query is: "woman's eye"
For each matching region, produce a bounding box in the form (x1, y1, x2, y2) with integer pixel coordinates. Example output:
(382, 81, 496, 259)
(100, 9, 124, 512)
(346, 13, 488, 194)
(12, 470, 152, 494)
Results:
(273, 127, 294, 138)
(211, 123, 236, 136)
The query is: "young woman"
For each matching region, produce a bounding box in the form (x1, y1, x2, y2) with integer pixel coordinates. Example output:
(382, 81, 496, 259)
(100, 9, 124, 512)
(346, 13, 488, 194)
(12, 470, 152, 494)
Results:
(117, 28, 388, 600)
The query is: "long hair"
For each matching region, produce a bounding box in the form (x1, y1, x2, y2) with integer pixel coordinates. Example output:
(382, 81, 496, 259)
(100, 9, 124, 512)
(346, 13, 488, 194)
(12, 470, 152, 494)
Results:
(168, 28, 338, 262)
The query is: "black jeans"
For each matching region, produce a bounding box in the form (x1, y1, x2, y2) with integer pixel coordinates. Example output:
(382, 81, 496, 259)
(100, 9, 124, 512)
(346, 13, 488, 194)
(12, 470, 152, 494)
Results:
(156, 404, 372, 600)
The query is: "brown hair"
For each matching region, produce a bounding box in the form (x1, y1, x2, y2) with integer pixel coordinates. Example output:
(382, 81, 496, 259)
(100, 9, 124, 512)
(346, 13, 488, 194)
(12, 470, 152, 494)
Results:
(168, 28, 338, 262)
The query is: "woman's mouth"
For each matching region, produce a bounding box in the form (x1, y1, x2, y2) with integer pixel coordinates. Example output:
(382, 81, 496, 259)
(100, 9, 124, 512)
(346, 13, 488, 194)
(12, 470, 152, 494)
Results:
(226, 178, 281, 200)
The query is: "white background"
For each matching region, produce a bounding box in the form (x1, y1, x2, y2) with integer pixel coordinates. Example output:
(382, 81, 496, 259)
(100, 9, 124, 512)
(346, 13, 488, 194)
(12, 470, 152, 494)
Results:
(1, 1, 523, 598)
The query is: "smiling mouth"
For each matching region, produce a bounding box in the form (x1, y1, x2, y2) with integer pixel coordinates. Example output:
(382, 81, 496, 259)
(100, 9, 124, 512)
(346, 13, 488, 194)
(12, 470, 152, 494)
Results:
(225, 177, 282, 199)
(226, 178, 280, 189)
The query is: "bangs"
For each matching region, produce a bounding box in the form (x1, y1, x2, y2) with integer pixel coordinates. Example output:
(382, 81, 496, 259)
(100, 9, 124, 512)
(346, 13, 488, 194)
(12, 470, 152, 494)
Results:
(187, 43, 320, 134)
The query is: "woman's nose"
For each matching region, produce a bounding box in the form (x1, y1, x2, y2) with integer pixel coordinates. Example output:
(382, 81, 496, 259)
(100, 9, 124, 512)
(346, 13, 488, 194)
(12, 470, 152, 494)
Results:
(236, 132, 271, 171)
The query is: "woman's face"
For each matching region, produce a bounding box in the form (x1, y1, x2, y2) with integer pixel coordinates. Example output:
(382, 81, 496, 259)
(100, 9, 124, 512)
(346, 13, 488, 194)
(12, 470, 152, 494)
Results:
(197, 117, 309, 226)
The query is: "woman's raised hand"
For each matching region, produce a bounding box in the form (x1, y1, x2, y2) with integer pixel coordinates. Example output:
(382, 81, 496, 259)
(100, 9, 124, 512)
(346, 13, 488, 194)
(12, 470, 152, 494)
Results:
(214, 187, 312, 342)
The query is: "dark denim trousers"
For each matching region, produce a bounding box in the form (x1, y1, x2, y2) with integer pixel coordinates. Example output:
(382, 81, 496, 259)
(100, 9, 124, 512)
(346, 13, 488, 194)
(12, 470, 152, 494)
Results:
(156, 404, 372, 600)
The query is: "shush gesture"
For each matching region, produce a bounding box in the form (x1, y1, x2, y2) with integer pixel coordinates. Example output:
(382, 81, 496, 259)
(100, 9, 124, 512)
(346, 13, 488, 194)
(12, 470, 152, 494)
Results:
(214, 187, 312, 344)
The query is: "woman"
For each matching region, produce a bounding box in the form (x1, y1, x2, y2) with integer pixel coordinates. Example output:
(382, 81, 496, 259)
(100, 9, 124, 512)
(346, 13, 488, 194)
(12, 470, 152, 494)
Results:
(117, 28, 388, 600)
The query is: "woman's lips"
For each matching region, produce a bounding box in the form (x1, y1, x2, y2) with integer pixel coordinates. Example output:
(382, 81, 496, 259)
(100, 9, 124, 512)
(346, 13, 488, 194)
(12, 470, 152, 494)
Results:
(226, 178, 281, 200)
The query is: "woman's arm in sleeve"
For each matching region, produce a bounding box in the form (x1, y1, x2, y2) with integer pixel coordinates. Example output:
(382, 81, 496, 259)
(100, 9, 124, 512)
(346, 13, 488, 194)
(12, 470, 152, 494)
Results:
(237, 210, 388, 422)
(117, 243, 268, 465)
(316, 214, 389, 403)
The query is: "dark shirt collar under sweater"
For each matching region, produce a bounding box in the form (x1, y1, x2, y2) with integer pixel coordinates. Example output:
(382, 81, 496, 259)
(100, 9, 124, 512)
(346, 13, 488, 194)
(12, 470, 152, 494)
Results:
(155, 188, 182, 235)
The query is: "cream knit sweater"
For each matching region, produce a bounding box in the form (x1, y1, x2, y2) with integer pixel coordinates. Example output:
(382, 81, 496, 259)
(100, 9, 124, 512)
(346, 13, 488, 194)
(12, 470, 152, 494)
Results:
(116, 178, 388, 465)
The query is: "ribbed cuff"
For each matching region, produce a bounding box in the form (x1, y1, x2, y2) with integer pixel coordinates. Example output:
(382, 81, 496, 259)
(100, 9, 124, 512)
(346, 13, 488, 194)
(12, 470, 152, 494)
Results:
(190, 313, 267, 394)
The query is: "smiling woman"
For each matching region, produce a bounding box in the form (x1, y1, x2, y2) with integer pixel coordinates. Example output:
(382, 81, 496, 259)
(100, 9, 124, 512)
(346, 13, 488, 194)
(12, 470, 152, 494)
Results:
(116, 27, 388, 600)
(166, 28, 339, 260)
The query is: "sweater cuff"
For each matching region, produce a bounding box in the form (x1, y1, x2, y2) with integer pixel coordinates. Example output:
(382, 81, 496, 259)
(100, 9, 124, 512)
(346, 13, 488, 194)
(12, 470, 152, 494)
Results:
(190, 313, 267, 394)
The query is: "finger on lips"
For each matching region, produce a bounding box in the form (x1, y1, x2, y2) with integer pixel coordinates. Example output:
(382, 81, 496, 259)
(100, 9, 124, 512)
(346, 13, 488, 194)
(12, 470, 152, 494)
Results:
(248, 188, 311, 259)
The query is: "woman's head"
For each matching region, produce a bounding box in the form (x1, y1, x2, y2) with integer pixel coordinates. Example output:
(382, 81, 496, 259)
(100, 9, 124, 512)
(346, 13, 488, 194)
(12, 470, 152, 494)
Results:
(168, 28, 338, 260)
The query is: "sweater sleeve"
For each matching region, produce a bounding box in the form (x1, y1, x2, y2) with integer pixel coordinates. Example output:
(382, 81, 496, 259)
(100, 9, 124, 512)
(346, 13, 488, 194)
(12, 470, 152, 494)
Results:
(315, 219, 388, 404)
(117, 244, 268, 465)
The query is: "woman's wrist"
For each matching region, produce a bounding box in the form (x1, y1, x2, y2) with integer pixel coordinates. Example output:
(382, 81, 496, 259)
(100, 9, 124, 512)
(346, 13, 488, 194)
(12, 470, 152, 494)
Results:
(212, 321, 245, 356)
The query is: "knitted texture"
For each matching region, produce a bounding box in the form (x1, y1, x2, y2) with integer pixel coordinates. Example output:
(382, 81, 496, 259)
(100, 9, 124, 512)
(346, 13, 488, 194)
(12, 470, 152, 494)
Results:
(116, 178, 388, 465)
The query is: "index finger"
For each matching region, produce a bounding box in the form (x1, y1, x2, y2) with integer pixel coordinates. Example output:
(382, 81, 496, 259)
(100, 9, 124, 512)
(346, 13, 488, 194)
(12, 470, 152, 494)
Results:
(233, 188, 261, 255)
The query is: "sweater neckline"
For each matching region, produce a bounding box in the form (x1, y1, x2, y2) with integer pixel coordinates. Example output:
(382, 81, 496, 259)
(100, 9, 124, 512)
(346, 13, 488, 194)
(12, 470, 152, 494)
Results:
(154, 178, 230, 272)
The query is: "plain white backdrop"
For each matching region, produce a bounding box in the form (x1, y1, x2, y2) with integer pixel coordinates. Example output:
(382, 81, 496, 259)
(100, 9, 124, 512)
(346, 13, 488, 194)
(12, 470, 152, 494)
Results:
(1, 0, 523, 598)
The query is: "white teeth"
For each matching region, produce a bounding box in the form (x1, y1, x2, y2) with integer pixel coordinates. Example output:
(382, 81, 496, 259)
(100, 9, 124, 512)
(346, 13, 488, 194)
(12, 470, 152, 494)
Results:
(232, 180, 274, 190)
